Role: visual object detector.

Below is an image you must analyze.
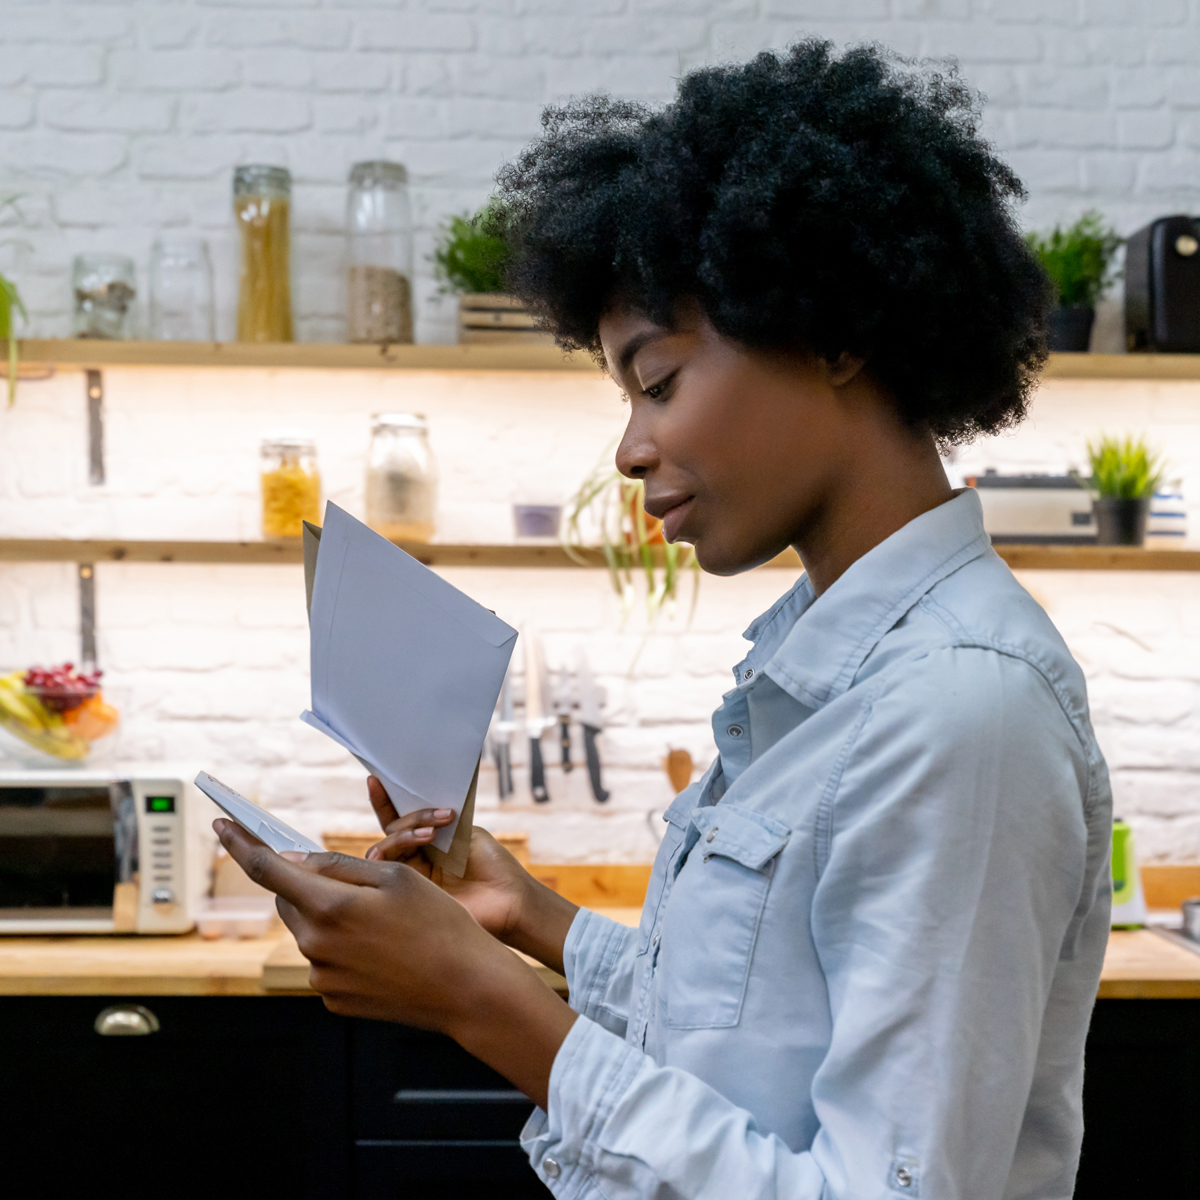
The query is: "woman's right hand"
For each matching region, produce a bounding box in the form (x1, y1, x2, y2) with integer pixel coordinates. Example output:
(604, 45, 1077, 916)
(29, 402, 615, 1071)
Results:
(363, 776, 565, 952)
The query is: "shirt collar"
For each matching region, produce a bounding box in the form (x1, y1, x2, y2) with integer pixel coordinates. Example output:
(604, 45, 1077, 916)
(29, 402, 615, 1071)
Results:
(751, 488, 991, 710)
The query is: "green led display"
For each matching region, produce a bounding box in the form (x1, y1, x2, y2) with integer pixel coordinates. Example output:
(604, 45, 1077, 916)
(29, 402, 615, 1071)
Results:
(146, 795, 175, 814)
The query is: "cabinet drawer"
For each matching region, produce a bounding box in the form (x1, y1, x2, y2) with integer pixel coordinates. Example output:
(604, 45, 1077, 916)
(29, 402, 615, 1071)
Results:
(0, 996, 351, 1200)
(351, 1020, 536, 1141)
(355, 1142, 549, 1199)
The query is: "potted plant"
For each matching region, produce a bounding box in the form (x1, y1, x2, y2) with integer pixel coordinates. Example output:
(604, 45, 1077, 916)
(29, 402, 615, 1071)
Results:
(1086, 435, 1164, 546)
(0, 197, 27, 407)
(1026, 212, 1122, 352)
(563, 452, 699, 626)
(433, 201, 547, 345)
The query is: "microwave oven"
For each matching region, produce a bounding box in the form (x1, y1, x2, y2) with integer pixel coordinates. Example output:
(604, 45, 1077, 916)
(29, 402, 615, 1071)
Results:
(0, 770, 194, 934)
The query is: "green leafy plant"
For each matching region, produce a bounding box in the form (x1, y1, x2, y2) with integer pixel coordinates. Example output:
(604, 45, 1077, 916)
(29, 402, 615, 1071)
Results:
(563, 453, 699, 626)
(1026, 211, 1122, 308)
(433, 201, 511, 294)
(1086, 435, 1164, 499)
(0, 196, 26, 407)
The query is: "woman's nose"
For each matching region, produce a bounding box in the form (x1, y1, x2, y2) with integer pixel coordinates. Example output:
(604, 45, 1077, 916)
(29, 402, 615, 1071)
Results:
(615, 412, 657, 480)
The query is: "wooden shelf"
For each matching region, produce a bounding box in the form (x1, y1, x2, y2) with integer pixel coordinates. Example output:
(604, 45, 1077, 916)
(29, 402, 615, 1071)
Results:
(996, 544, 1200, 571)
(0, 539, 602, 567)
(14, 339, 598, 373)
(0, 539, 1197, 571)
(1042, 352, 1200, 380)
(12, 342, 1200, 379)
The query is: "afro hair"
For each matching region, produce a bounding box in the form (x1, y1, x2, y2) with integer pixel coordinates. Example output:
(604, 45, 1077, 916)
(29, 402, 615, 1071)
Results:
(495, 40, 1053, 445)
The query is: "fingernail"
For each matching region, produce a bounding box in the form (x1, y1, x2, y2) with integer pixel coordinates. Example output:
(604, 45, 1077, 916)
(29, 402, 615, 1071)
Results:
(414, 826, 434, 838)
(433, 809, 453, 820)
(366, 847, 379, 860)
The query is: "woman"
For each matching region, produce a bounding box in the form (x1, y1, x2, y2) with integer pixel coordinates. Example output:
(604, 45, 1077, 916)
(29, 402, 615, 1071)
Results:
(219, 42, 1111, 1199)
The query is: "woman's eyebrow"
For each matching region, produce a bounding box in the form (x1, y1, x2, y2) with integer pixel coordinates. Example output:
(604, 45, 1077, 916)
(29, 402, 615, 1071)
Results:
(616, 329, 670, 377)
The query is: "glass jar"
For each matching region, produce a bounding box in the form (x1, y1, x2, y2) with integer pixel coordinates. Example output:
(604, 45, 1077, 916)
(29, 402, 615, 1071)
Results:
(365, 414, 436, 542)
(261, 432, 320, 539)
(234, 165, 293, 343)
(346, 161, 413, 344)
(149, 238, 215, 341)
(72, 253, 136, 339)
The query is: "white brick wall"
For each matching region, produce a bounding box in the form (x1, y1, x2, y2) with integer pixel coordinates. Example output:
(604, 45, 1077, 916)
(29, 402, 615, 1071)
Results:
(2, 367, 1200, 865)
(4, 4, 1200, 868)
(5, 1, 1200, 342)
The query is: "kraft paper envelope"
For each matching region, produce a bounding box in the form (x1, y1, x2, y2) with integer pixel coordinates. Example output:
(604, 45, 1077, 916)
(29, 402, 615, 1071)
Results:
(300, 507, 514, 876)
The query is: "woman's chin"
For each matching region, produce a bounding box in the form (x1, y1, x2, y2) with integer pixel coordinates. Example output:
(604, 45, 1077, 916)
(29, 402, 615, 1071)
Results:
(691, 530, 801, 576)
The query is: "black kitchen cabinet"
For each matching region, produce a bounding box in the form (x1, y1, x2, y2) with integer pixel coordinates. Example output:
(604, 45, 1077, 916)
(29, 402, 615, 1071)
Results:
(6, 992, 1184, 1199)
(1074, 999, 1200, 1198)
(0, 996, 352, 1199)
(0, 995, 548, 1200)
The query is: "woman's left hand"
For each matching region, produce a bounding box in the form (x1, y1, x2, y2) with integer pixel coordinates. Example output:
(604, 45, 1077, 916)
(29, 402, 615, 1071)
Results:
(214, 818, 576, 1106)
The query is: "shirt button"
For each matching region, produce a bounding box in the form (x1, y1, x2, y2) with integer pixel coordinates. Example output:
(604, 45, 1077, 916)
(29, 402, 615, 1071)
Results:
(705, 828, 718, 843)
(744, 667, 754, 679)
(895, 1167, 912, 1188)
(652, 930, 661, 948)
(544, 1158, 562, 1179)
(727, 724, 743, 738)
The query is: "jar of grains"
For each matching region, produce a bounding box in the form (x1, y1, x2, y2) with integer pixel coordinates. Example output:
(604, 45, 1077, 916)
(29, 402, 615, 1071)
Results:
(234, 165, 294, 343)
(346, 161, 413, 344)
(261, 432, 320, 539)
(365, 414, 436, 542)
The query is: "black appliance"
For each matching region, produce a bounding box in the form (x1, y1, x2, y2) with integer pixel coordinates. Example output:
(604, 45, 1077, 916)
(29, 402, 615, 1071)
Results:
(1125, 214, 1200, 352)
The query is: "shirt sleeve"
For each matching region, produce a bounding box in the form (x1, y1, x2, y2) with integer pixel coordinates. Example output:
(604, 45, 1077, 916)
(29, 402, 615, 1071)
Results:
(562, 907, 639, 1037)
(521, 645, 1104, 1200)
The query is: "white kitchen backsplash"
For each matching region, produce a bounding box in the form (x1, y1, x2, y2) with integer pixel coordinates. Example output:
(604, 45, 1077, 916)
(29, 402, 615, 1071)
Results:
(2, 367, 1200, 862)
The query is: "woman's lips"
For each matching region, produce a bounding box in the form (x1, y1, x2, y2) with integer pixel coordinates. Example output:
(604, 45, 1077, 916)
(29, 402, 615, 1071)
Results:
(660, 496, 695, 542)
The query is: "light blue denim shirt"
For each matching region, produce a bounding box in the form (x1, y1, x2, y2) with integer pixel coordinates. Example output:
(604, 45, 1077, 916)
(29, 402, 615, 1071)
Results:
(521, 489, 1112, 1200)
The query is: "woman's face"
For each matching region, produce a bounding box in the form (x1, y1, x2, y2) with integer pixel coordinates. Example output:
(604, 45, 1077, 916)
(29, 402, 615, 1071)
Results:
(600, 304, 860, 576)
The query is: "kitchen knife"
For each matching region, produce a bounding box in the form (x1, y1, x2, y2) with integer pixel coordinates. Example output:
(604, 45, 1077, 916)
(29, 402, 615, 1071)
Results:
(523, 629, 552, 803)
(575, 655, 610, 804)
(491, 664, 515, 799)
(552, 666, 574, 773)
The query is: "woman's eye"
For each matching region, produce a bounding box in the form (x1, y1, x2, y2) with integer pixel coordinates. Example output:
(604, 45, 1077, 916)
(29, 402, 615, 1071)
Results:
(642, 375, 673, 400)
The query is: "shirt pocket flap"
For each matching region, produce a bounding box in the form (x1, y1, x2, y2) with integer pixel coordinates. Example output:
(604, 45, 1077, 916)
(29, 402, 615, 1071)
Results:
(690, 804, 790, 871)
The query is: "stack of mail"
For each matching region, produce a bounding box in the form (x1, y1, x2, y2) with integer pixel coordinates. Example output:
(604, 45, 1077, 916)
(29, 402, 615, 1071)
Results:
(301, 504, 518, 875)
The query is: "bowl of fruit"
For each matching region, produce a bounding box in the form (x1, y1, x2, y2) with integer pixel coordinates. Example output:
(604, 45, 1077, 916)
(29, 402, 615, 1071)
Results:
(0, 663, 120, 763)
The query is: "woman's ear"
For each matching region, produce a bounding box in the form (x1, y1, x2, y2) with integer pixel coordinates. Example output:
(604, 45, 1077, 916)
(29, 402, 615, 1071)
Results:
(826, 352, 867, 388)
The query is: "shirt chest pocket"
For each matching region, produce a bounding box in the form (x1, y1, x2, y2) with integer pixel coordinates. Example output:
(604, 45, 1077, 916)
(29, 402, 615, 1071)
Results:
(659, 804, 790, 1030)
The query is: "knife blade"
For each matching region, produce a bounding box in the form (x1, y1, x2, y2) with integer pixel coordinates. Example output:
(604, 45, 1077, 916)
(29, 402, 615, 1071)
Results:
(552, 666, 573, 773)
(497, 662, 515, 798)
(575, 653, 610, 804)
(524, 628, 552, 803)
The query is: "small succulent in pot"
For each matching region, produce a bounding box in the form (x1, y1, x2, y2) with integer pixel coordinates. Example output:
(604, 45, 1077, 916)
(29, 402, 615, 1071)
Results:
(1026, 212, 1122, 352)
(1085, 434, 1164, 546)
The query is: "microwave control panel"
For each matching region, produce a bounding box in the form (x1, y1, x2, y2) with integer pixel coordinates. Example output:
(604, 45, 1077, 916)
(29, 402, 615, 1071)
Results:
(132, 778, 190, 933)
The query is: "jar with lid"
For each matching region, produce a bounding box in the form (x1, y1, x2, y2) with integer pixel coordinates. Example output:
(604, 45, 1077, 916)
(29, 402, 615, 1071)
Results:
(261, 432, 320, 539)
(235, 165, 293, 343)
(346, 161, 413, 344)
(365, 414, 436, 542)
(73, 253, 136, 339)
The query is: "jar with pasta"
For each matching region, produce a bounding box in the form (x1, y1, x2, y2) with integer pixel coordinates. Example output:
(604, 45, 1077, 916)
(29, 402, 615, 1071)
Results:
(235, 165, 294, 343)
(346, 161, 413, 344)
(261, 432, 320, 539)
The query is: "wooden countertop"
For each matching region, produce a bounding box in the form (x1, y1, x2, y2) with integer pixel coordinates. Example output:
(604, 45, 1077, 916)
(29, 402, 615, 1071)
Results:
(0, 916, 1195, 999)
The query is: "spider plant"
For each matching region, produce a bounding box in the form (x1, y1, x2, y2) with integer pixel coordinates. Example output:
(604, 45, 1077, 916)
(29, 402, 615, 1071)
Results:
(0, 196, 27, 407)
(563, 453, 699, 625)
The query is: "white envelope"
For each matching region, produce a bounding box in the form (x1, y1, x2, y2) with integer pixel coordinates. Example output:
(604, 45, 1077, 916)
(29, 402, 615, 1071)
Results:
(194, 771, 325, 855)
(303, 503, 518, 863)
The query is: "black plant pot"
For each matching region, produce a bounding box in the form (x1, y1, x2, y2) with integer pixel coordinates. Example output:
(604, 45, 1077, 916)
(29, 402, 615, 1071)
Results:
(1094, 496, 1150, 546)
(1047, 304, 1095, 352)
